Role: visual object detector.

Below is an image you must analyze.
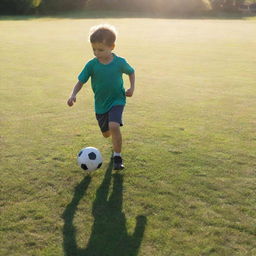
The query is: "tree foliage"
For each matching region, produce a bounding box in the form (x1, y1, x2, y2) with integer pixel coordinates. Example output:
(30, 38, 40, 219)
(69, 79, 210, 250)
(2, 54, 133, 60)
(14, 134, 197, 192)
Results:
(209, 0, 244, 11)
(38, 0, 87, 14)
(86, 0, 211, 14)
(0, 0, 87, 14)
(0, 0, 39, 14)
(0, 0, 254, 15)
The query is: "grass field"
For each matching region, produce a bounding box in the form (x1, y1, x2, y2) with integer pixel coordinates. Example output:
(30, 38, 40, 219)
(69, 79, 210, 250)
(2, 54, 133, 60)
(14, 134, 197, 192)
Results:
(1, 13, 256, 256)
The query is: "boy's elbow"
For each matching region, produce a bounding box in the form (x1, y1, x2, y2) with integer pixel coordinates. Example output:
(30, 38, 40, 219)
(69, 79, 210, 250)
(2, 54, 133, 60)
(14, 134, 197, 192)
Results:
(78, 80, 85, 85)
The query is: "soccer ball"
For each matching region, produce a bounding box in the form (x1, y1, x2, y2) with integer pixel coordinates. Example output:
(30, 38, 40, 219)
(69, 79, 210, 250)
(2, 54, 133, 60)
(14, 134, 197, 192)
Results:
(77, 147, 103, 171)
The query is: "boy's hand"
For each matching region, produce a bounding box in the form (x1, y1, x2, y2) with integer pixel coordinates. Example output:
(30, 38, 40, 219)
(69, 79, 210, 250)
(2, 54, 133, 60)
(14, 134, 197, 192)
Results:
(67, 95, 76, 107)
(126, 88, 134, 97)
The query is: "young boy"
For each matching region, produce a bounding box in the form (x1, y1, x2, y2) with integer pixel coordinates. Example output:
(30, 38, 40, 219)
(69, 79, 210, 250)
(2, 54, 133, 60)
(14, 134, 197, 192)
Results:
(67, 24, 135, 170)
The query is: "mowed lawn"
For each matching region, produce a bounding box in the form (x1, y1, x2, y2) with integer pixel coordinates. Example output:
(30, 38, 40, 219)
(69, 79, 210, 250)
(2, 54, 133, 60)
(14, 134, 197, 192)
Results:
(0, 14, 256, 256)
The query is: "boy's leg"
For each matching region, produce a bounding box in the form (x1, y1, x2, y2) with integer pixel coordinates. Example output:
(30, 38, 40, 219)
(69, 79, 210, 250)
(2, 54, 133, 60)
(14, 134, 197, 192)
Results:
(110, 121, 124, 170)
(102, 130, 111, 138)
(108, 106, 125, 170)
(96, 106, 124, 170)
(109, 122, 122, 153)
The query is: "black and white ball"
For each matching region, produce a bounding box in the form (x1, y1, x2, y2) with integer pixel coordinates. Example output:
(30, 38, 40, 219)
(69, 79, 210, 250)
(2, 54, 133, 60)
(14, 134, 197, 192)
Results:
(77, 147, 103, 171)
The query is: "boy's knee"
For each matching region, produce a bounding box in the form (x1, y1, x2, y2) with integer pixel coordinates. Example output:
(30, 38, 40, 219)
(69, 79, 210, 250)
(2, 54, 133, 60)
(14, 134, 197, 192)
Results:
(109, 122, 120, 131)
(102, 131, 111, 138)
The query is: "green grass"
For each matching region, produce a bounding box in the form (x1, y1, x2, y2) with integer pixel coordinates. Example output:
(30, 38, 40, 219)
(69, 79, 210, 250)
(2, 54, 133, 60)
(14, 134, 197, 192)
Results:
(1, 13, 256, 256)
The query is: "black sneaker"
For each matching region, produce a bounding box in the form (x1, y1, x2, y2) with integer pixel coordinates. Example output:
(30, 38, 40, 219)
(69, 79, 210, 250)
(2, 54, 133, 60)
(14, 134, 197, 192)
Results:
(113, 156, 124, 170)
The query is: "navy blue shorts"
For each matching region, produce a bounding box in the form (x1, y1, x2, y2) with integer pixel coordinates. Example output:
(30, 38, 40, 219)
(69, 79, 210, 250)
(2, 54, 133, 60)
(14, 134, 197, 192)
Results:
(96, 105, 124, 133)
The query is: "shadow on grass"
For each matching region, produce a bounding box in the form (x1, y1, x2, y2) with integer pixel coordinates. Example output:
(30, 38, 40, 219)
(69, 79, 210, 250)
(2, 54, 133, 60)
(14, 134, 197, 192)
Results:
(62, 158, 147, 256)
(0, 10, 255, 21)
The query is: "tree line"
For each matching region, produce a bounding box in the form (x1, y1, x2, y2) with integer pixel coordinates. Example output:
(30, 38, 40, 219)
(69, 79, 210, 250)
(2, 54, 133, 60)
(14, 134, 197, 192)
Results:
(0, 0, 255, 15)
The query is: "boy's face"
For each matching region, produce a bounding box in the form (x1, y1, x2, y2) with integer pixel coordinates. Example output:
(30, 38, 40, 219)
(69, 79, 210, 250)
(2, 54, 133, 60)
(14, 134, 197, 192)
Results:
(91, 42, 114, 60)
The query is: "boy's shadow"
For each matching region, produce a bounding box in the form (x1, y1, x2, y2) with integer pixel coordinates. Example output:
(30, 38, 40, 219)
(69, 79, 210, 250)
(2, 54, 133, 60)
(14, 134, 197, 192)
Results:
(62, 158, 147, 256)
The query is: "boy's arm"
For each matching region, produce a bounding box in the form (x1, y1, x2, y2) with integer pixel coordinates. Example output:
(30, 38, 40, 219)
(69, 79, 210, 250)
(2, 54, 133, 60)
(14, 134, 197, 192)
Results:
(67, 81, 84, 107)
(126, 72, 135, 97)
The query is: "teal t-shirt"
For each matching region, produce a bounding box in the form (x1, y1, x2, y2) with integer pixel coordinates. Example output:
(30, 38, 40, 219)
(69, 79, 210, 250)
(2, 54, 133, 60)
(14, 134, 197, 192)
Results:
(78, 54, 134, 114)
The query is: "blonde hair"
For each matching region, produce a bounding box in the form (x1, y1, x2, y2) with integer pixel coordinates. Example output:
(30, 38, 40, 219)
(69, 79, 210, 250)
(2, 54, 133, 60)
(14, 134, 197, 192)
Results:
(89, 24, 117, 46)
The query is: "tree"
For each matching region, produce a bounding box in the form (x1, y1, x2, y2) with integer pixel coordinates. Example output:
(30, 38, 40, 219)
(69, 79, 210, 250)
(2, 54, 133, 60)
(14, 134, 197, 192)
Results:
(38, 0, 87, 13)
(0, 0, 87, 15)
(0, 0, 40, 14)
(209, 0, 245, 11)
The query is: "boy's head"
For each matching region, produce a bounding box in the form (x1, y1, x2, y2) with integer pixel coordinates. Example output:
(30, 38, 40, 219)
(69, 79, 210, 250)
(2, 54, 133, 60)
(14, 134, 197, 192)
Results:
(89, 24, 117, 47)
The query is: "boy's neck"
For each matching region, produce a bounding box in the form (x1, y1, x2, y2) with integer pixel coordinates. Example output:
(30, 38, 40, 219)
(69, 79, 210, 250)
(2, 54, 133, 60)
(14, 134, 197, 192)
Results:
(98, 53, 114, 64)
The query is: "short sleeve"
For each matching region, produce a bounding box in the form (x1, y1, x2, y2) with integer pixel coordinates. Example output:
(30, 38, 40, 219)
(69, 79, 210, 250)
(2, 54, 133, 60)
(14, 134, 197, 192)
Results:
(121, 59, 135, 75)
(78, 61, 93, 83)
